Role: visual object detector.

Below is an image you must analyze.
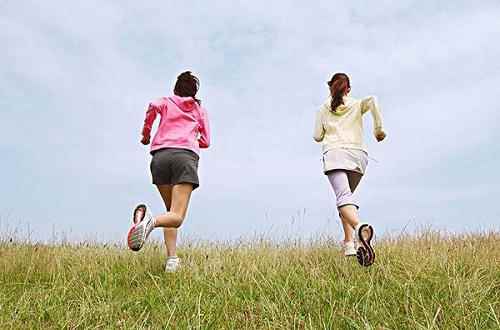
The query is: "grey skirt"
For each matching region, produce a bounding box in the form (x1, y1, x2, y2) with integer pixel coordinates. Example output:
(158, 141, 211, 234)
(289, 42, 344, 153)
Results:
(150, 148, 200, 189)
(323, 148, 368, 175)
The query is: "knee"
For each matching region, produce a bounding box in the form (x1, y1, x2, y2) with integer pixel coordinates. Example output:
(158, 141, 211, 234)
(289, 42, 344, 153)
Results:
(338, 204, 359, 218)
(171, 212, 185, 228)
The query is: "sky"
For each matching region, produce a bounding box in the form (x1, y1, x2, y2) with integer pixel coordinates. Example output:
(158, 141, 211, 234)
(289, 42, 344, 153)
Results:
(1, 0, 500, 243)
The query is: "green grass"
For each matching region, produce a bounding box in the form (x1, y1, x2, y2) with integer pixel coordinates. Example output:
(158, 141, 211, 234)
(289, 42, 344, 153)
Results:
(1, 232, 499, 329)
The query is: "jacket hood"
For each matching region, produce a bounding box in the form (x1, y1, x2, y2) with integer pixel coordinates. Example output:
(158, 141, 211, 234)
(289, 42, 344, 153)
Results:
(170, 95, 198, 112)
(323, 95, 355, 116)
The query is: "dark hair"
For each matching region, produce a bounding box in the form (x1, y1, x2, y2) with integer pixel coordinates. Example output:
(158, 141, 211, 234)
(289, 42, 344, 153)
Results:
(174, 71, 201, 105)
(327, 73, 350, 112)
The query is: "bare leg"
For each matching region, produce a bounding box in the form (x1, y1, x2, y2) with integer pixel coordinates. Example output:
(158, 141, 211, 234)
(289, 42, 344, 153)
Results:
(157, 185, 178, 257)
(339, 204, 360, 230)
(154, 183, 193, 228)
(339, 212, 354, 242)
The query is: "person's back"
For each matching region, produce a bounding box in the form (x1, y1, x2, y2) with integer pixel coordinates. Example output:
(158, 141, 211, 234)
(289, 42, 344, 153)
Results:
(314, 95, 382, 153)
(144, 95, 210, 155)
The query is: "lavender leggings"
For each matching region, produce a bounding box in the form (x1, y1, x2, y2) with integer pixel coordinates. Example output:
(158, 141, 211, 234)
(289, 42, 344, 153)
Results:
(327, 170, 363, 209)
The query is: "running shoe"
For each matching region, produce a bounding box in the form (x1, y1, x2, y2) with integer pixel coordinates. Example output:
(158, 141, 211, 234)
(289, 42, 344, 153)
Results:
(342, 240, 357, 257)
(127, 203, 156, 251)
(165, 256, 181, 273)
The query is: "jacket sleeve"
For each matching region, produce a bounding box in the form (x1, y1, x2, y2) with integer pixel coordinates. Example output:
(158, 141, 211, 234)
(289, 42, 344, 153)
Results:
(313, 110, 325, 142)
(142, 102, 160, 138)
(198, 107, 211, 148)
(360, 96, 384, 134)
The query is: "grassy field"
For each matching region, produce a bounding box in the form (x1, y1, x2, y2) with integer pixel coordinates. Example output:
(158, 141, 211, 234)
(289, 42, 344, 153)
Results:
(1, 231, 499, 329)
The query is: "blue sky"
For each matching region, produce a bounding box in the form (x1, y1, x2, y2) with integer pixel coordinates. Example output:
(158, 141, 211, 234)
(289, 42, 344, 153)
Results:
(1, 1, 500, 243)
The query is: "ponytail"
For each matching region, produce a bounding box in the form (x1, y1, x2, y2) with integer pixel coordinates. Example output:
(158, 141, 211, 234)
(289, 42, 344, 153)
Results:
(327, 73, 350, 112)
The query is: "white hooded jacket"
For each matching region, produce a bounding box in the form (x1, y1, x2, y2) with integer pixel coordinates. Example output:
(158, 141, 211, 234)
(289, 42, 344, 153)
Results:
(313, 95, 384, 153)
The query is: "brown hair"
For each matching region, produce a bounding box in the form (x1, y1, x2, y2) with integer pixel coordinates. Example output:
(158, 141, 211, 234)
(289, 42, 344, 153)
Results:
(174, 71, 201, 105)
(327, 73, 350, 112)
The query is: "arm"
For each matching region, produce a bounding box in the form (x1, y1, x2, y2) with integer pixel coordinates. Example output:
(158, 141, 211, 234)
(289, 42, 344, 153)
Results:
(198, 107, 211, 148)
(361, 96, 386, 141)
(313, 110, 325, 142)
(141, 102, 159, 145)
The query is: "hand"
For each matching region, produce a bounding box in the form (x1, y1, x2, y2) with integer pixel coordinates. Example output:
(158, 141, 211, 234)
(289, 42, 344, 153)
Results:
(141, 136, 150, 145)
(375, 129, 386, 142)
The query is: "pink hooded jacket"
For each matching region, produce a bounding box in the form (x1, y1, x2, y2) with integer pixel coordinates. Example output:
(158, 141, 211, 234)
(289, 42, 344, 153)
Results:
(142, 95, 211, 155)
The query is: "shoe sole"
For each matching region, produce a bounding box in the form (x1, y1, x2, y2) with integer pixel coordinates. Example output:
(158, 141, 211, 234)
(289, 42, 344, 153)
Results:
(356, 224, 375, 267)
(127, 224, 145, 251)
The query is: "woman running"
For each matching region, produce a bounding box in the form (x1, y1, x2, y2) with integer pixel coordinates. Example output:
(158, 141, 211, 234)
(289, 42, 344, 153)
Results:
(127, 71, 210, 272)
(313, 73, 386, 266)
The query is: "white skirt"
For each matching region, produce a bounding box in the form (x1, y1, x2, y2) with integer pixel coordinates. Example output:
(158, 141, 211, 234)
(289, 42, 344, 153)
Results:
(322, 148, 368, 174)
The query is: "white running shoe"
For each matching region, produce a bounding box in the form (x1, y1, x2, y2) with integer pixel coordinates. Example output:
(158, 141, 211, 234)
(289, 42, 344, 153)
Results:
(165, 256, 181, 273)
(342, 241, 357, 256)
(127, 204, 156, 252)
